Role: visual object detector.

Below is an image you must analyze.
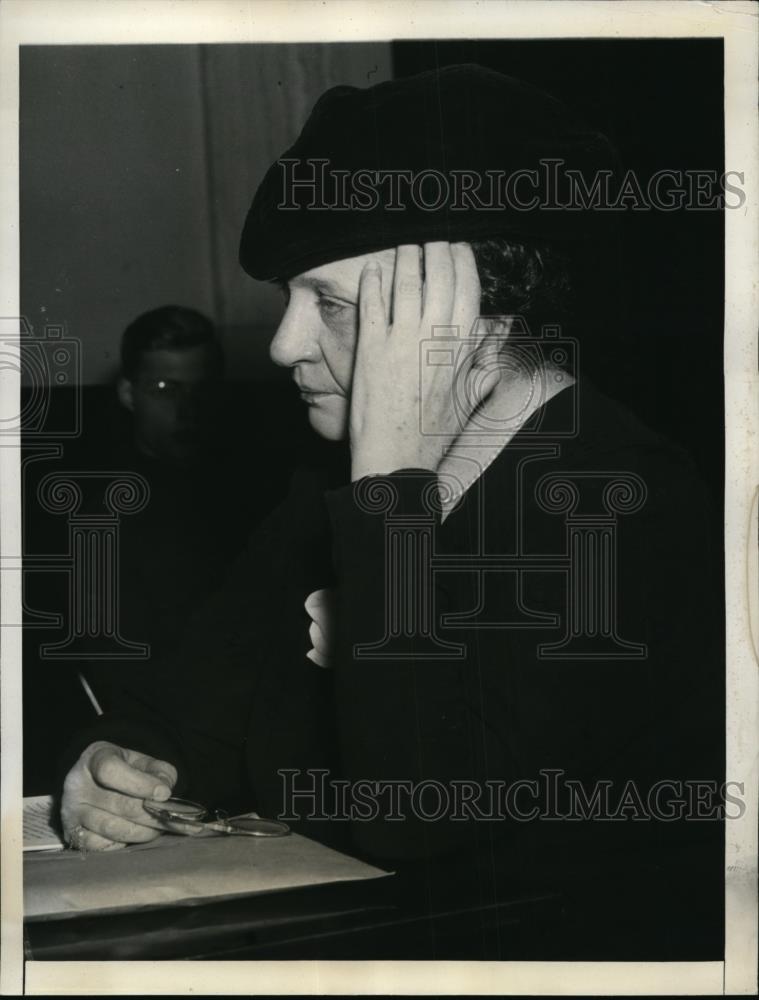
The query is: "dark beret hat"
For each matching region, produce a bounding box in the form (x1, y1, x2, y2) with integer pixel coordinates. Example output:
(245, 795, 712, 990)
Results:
(240, 63, 617, 280)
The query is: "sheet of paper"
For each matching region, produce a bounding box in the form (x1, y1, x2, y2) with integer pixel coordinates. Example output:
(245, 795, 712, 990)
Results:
(24, 824, 390, 920)
(23, 795, 65, 853)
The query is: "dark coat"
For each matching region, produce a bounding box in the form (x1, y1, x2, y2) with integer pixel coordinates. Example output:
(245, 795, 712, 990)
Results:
(61, 379, 725, 957)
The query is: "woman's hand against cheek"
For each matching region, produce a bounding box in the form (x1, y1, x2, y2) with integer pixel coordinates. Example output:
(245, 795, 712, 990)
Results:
(350, 241, 492, 481)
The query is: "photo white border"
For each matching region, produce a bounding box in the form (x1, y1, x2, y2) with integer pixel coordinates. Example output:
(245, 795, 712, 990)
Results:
(1, 1, 756, 995)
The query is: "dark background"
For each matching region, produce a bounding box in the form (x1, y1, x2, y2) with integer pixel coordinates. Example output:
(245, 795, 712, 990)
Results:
(396, 38, 725, 500)
(23, 39, 725, 794)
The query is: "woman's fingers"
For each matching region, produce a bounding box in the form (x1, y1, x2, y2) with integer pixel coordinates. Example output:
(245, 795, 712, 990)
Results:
(450, 242, 482, 341)
(61, 741, 177, 854)
(350, 239, 488, 477)
(77, 804, 164, 845)
(82, 787, 174, 831)
(392, 245, 423, 328)
(358, 259, 386, 345)
(131, 752, 178, 792)
(73, 828, 126, 852)
(422, 242, 455, 326)
(361, 242, 478, 343)
(446, 242, 489, 415)
(88, 744, 172, 800)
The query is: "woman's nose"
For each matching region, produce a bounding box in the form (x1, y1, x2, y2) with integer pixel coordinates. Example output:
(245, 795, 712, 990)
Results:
(270, 299, 318, 368)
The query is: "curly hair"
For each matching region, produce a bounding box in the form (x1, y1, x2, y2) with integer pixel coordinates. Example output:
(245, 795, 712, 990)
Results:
(470, 238, 574, 334)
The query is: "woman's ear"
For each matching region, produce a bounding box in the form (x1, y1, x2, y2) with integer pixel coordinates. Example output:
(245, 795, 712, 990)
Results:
(117, 377, 134, 412)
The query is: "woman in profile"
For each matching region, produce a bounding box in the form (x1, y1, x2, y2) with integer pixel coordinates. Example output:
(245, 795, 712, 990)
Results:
(60, 65, 724, 960)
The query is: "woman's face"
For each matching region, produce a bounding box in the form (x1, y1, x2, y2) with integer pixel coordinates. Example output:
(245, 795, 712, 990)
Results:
(269, 249, 396, 440)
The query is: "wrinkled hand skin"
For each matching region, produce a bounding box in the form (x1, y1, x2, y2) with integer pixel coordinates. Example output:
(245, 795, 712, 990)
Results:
(61, 740, 178, 851)
(350, 242, 503, 481)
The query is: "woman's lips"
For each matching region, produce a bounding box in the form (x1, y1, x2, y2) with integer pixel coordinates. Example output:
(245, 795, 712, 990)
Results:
(299, 388, 337, 403)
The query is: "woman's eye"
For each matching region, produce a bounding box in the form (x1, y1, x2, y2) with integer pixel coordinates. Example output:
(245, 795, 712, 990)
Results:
(318, 296, 350, 317)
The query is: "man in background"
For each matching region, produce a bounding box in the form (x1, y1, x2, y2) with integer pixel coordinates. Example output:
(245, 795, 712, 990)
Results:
(116, 305, 223, 469)
(103, 306, 246, 659)
(24, 306, 270, 792)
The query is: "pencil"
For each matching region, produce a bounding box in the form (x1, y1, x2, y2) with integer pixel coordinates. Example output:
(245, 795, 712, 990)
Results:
(77, 671, 103, 716)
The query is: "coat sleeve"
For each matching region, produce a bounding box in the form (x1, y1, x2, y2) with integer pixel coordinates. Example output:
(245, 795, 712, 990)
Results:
(325, 470, 518, 861)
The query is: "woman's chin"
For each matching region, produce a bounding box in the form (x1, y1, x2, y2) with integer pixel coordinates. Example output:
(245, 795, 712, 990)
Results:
(307, 399, 349, 441)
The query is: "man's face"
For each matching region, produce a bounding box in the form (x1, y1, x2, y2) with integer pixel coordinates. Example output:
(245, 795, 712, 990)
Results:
(119, 344, 221, 466)
(270, 250, 396, 440)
